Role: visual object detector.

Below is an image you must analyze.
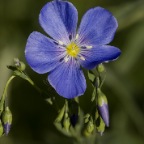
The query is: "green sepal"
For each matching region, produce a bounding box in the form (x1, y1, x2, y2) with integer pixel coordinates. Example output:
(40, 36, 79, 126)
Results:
(2, 107, 12, 125)
(83, 118, 94, 137)
(91, 87, 96, 102)
(14, 58, 26, 71)
(86, 121, 94, 134)
(88, 70, 96, 83)
(55, 105, 65, 123)
(63, 113, 70, 132)
(95, 109, 105, 135)
(54, 122, 71, 137)
(97, 88, 108, 106)
(97, 64, 105, 73)
(84, 113, 90, 123)
(0, 120, 4, 137)
(0, 100, 4, 115)
(96, 116, 105, 136)
(7, 65, 28, 80)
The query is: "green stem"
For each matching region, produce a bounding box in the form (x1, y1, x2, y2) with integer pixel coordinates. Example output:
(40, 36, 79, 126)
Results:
(0, 75, 15, 114)
(74, 135, 96, 144)
(25, 76, 42, 94)
(99, 73, 106, 88)
(65, 99, 68, 112)
(24, 74, 58, 110)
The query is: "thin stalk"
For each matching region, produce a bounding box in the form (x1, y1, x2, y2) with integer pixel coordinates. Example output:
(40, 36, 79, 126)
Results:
(0, 76, 15, 114)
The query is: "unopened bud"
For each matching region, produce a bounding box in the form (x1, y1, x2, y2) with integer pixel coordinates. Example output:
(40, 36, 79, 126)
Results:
(86, 121, 94, 134)
(0, 120, 4, 137)
(83, 118, 94, 137)
(2, 107, 12, 135)
(14, 58, 26, 71)
(97, 89, 109, 127)
(97, 64, 105, 73)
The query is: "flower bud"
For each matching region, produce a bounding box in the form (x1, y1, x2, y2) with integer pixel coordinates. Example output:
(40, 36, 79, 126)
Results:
(2, 106, 12, 135)
(0, 120, 4, 137)
(86, 121, 94, 134)
(97, 88, 109, 127)
(97, 64, 105, 73)
(14, 58, 26, 71)
(83, 118, 94, 137)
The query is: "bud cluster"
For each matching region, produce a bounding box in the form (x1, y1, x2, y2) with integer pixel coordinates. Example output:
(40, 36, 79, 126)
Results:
(0, 58, 111, 143)
(54, 99, 79, 136)
(86, 64, 109, 136)
(53, 64, 110, 140)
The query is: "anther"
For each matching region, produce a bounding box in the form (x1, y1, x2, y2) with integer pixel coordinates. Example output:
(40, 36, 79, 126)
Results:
(80, 56, 85, 61)
(75, 34, 79, 40)
(64, 56, 69, 62)
(58, 41, 64, 45)
(86, 46, 93, 49)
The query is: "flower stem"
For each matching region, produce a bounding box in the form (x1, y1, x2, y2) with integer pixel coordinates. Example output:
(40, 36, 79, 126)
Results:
(0, 75, 16, 114)
(25, 76, 42, 94)
(74, 135, 96, 144)
(21, 73, 58, 109)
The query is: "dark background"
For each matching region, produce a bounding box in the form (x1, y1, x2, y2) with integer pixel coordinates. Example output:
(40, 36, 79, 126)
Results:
(0, 0, 144, 144)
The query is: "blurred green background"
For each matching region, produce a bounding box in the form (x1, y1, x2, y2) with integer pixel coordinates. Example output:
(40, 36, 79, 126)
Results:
(0, 0, 144, 144)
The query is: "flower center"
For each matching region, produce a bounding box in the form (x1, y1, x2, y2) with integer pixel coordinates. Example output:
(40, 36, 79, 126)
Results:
(66, 42, 80, 57)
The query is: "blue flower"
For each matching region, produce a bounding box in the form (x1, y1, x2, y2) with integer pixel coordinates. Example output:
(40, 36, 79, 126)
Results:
(25, 0, 121, 99)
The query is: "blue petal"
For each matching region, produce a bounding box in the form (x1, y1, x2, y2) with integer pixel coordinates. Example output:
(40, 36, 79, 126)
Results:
(80, 45, 121, 69)
(39, 1, 78, 44)
(25, 31, 65, 74)
(78, 7, 118, 46)
(48, 60, 86, 99)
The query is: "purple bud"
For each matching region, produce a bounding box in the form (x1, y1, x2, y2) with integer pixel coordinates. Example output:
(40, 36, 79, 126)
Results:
(2, 107, 12, 135)
(98, 103, 109, 127)
(3, 123, 11, 135)
(97, 89, 109, 127)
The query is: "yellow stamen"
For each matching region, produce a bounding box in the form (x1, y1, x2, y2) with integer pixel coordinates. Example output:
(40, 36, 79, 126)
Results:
(66, 42, 80, 57)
